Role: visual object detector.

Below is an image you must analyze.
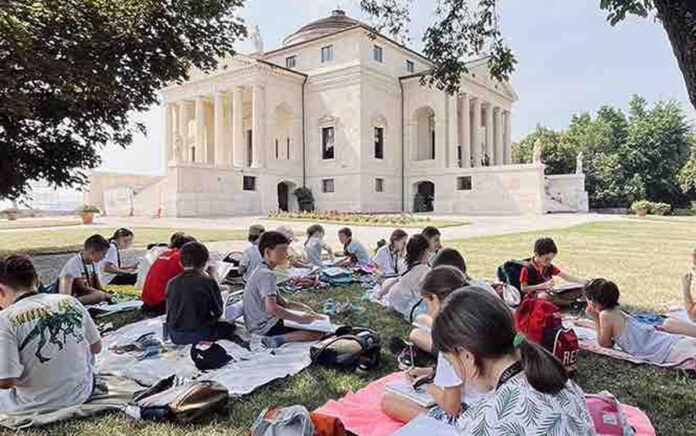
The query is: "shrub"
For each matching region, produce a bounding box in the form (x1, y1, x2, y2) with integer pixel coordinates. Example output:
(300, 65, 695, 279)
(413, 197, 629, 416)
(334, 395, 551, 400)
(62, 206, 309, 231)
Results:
(76, 204, 101, 214)
(651, 202, 671, 216)
(630, 200, 652, 212)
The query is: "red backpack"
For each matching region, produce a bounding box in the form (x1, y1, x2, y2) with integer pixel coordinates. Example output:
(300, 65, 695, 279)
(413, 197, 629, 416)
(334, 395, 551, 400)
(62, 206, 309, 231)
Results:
(515, 296, 579, 377)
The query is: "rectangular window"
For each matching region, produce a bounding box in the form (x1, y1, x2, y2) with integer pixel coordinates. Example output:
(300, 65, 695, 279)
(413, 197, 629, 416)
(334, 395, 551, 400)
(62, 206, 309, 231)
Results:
(373, 45, 384, 63)
(375, 178, 384, 192)
(322, 126, 335, 160)
(286, 138, 290, 160)
(190, 146, 196, 163)
(322, 179, 335, 193)
(321, 45, 334, 63)
(246, 130, 253, 167)
(374, 127, 384, 159)
(275, 139, 279, 159)
(243, 176, 257, 191)
(457, 176, 472, 191)
(286, 56, 297, 69)
(406, 60, 414, 73)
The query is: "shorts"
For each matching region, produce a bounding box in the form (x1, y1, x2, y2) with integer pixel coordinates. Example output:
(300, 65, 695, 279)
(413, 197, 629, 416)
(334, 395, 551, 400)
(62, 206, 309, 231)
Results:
(264, 320, 300, 337)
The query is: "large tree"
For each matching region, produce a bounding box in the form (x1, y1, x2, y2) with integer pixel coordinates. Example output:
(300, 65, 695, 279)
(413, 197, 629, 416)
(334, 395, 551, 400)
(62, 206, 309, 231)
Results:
(361, 0, 696, 109)
(0, 0, 246, 200)
(513, 96, 694, 208)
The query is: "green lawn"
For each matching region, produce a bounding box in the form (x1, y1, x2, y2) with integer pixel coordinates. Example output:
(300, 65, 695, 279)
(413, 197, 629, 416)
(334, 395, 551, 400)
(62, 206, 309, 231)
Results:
(0, 227, 246, 257)
(0, 218, 83, 230)
(5, 219, 696, 436)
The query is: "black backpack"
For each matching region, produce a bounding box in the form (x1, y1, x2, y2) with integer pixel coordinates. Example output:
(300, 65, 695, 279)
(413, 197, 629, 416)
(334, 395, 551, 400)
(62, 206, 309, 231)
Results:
(310, 326, 381, 370)
(497, 257, 536, 293)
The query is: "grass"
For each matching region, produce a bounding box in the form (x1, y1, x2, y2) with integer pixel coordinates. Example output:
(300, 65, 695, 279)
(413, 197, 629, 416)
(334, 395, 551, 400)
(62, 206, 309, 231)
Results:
(0, 227, 246, 257)
(265, 216, 467, 229)
(4, 219, 696, 435)
(0, 218, 83, 230)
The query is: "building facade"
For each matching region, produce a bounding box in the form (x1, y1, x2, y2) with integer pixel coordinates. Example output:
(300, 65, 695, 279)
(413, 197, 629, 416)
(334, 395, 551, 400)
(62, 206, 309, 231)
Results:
(88, 10, 587, 216)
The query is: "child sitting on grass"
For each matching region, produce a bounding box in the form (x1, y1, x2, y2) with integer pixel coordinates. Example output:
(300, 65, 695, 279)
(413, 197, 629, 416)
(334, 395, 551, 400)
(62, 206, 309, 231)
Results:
(382, 267, 492, 424)
(304, 224, 334, 268)
(101, 228, 138, 285)
(520, 237, 586, 306)
(58, 234, 113, 305)
(585, 278, 696, 365)
(165, 241, 241, 345)
(0, 255, 102, 413)
(372, 229, 408, 277)
(336, 227, 371, 267)
(239, 225, 265, 283)
(681, 248, 696, 323)
(243, 231, 323, 348)
(421, 226, 442, 265)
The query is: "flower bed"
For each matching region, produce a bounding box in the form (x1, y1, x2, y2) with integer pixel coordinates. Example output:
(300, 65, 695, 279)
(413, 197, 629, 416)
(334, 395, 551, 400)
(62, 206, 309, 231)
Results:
(266, 211, 466, 228)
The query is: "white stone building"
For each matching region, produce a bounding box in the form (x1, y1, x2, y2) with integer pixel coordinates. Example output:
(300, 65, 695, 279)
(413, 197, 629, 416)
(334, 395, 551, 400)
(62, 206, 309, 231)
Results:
(88, 10, 587, 216)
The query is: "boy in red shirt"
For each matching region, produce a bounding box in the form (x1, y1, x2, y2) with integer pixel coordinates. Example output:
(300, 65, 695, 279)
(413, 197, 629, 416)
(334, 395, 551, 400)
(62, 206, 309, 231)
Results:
(141, 234, 195, 315)
(520, 237, 586, 306)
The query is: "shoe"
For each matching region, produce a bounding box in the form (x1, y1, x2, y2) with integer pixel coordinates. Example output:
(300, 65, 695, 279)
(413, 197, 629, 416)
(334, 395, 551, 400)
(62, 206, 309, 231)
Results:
(390, 337, 418, 371)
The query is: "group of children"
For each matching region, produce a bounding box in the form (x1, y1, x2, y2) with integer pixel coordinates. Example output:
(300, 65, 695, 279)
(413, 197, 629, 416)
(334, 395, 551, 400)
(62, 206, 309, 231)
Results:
(2, 222, 696, 435)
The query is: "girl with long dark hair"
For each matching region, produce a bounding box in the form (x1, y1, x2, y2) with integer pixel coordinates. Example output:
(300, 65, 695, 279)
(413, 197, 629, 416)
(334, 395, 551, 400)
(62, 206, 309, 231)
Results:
(101, 228, 138, 285)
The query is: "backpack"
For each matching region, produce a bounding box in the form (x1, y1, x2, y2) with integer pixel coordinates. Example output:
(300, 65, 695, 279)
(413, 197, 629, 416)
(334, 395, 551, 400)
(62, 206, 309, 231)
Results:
(585, 392, 636, 435)
(219, 251, 243, 286)
(515, 296, 579, 377)
(320, 267, 353, 286)
(129, 375, 229, 423)
(310, 326, 381, 370)
(497, 257, 536, 294)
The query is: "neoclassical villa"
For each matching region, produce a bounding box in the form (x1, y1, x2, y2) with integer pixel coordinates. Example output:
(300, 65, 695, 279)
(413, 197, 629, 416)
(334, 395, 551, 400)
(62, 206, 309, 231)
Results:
(88, 10, 587, 216)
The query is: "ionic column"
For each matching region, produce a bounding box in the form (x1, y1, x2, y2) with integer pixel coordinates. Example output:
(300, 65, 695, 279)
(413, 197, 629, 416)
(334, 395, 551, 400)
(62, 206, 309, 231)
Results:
(178, 101, 190, 162)
(195, 97, 206, 164)
(471, 97, 481, 167)
(447, 94, 458, 169)
(459, 93, 471, 168)
(494, 107, 504, 166)
(232, 86, 245, 167)
(214, 91, 225, 166)
(165, 103, 173, 163)
(485, 102, 494, 166)
(252, 83, 266, 168)
(504, 111, 512, 165)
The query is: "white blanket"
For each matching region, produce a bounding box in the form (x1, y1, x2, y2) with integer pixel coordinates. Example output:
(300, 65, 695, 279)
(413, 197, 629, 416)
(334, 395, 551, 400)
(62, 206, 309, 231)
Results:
(96, 317, 313, 395)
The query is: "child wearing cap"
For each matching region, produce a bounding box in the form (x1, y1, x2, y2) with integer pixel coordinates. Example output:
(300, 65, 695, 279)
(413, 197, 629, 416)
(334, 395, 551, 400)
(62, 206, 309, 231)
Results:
(240, 225, 265, 283)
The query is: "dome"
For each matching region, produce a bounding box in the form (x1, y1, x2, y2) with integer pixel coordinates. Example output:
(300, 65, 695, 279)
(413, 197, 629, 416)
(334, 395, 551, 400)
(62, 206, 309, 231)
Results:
(283, 10, 364, 47)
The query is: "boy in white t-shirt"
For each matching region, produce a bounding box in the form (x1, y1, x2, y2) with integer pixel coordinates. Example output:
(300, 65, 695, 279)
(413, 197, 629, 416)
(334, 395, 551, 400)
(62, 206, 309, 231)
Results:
(58, 235, 112, 305)
(381, 266, 491, 424)
(239, 225, 265, 283)
(0, 255, 102, 414)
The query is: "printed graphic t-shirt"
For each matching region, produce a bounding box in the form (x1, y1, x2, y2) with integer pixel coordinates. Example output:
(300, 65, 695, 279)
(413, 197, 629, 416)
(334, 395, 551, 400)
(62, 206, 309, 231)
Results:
(141, 248, 183, 308)
(0, 294, 100, 413)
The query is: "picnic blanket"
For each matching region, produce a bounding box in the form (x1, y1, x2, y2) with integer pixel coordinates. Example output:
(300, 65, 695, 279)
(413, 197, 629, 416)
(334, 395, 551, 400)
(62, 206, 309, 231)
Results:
(0, 374, 141, 430)
(96, 316, 313, 395)
(317, 373, 656, 436)
(566, 312, 696, 370)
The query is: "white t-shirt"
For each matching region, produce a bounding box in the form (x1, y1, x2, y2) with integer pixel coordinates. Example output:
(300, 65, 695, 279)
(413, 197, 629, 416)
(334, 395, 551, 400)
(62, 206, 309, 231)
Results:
(434, 354, 491, 405)
(99, 243, 120, 284)
(372, 246, 405, 276)
(240, 244, 263, 283)
(60, 254, 99, 291)
(0, 293, 100, 413)
(387, 263, 430, 319)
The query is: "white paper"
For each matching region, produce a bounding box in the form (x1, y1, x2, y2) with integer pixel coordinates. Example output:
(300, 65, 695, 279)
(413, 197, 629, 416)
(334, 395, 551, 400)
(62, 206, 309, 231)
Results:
(283, 310, 335, 333)
(384, 379, 436, 408)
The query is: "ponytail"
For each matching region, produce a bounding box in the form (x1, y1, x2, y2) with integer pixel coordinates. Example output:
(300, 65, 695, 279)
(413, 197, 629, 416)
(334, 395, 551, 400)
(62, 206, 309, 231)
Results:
(110, 227, 134, 243)
(432, 290, 568, 396)
(517, 336, 567, 394)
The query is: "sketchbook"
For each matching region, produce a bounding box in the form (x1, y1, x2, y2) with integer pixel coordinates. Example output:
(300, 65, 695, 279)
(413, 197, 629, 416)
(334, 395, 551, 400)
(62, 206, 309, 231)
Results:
(284, 310, 335, 333)
(551, 282, 585, 295)
(385, 378, 436, 408)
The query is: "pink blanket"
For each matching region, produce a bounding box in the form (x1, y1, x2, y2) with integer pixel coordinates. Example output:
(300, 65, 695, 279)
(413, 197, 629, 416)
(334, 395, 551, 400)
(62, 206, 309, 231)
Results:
(316, 373, 656, 436)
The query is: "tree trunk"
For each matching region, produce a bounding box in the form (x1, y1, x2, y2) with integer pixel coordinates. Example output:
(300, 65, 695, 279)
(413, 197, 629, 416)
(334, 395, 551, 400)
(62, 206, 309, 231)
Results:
(654, 0, 696, 110)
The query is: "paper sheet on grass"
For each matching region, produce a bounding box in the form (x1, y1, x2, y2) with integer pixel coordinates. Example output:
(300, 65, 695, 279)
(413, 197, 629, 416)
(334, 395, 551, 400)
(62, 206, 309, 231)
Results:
(565, 315, 696, 370)
(284, 310, 335, 333)
(87, 300, 143, 316)
(95, 316, 313, 394)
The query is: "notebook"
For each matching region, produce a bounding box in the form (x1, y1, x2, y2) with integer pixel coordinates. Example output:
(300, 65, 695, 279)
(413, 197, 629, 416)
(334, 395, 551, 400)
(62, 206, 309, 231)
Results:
(384, 378, 436, 408)
(551, 282, 585, 295)
(284, 310, 335, 333)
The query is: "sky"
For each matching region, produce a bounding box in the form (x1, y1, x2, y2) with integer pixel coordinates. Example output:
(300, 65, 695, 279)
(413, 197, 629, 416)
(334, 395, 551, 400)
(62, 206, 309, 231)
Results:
(99, 0, 695, 175)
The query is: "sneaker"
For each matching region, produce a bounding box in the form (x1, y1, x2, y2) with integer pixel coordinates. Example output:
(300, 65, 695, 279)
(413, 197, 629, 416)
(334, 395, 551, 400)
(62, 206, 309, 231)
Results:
(390, 337, 418, 371)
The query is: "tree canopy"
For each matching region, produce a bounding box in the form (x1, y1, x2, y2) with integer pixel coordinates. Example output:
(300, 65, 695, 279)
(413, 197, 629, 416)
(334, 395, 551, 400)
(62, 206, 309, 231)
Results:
(361, 0, 696, 110)
(0, 0, 247, 200)
(513, 95, 694, 208)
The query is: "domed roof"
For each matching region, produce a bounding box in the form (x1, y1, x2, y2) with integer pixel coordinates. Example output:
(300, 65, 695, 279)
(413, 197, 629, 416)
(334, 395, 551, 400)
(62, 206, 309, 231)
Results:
(283, 10, 364, 47)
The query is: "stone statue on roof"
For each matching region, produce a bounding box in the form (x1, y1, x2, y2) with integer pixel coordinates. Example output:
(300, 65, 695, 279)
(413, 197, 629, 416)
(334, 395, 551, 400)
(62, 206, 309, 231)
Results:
(533, 138, 543, 163)
(249, 25, 263, 54)
(576, 151, 584, 174)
